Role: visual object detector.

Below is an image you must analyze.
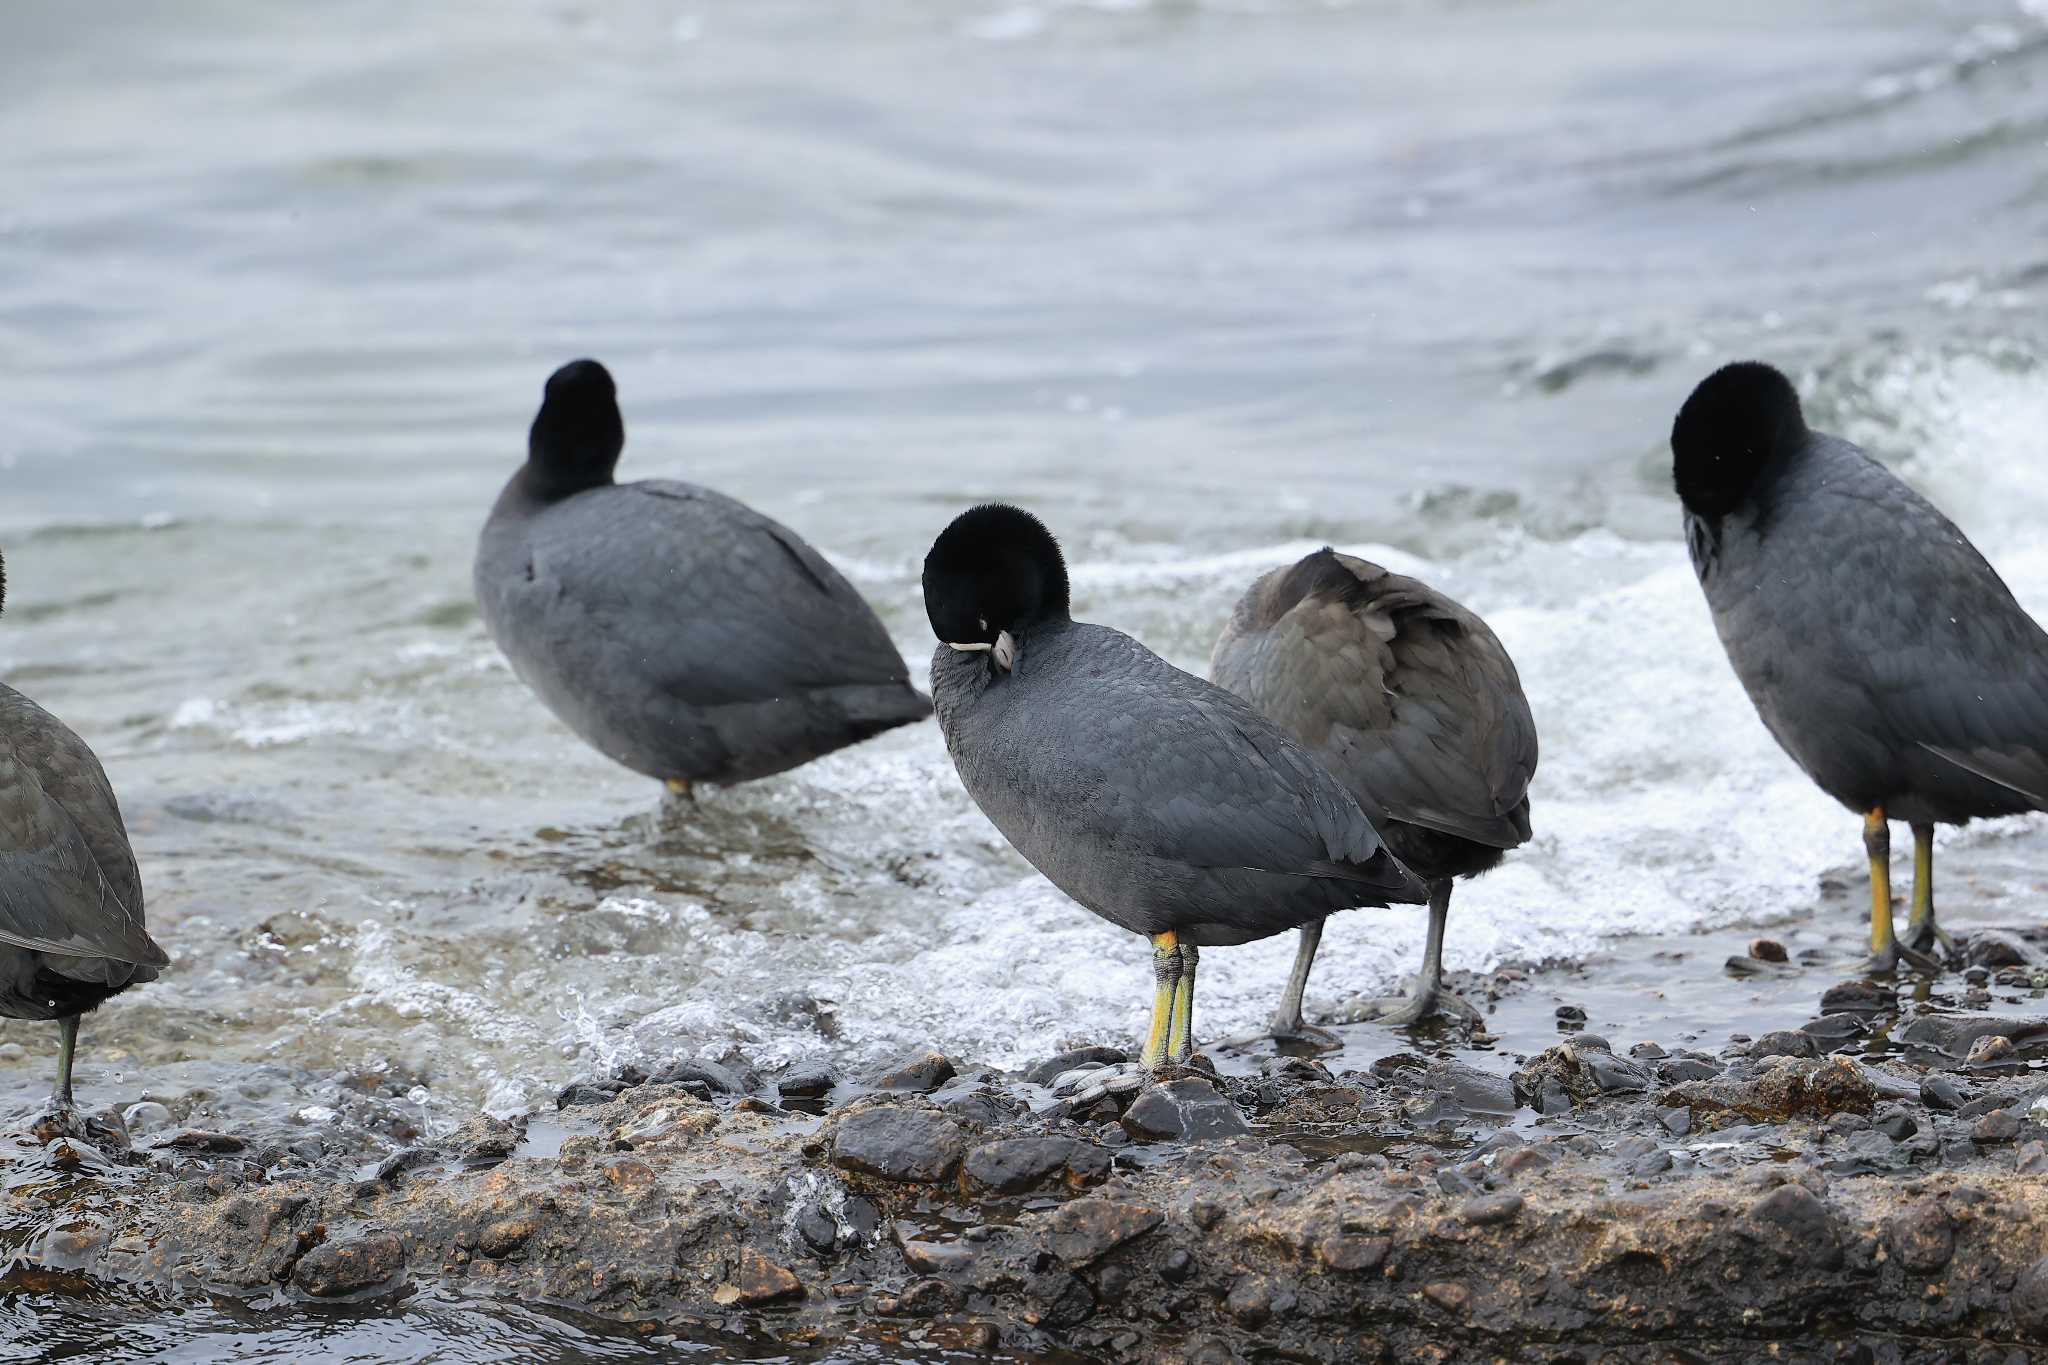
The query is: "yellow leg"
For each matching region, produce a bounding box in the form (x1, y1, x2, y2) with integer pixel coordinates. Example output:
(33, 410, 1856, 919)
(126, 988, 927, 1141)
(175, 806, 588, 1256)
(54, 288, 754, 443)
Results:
(1165, 943, 1200, 1065)
(1139, 932, 1180, 1071)
(664, 778, 695, 801)
(1865, 808, 1893, 958)
(1905, 822, 1952, 957)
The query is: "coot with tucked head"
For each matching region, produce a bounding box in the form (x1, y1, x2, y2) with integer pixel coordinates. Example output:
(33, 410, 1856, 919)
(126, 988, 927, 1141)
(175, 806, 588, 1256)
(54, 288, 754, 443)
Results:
(0, 548, 169, 1114)
(475, 360, 932, 799)
(1675, 360, 2048, 973)
(924, 504, 1425, 1080)
(1211, 551, 1536, 1036)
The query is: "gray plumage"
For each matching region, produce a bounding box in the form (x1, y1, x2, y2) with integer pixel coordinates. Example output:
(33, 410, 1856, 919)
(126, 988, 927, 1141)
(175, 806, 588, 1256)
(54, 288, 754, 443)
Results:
(475, 360, 931, 787)
(1, 557, 166, 1039)
(1684, 400, 2048, 825)
(1210, 550, 1536, 882)
(930, 618, 1426, 947)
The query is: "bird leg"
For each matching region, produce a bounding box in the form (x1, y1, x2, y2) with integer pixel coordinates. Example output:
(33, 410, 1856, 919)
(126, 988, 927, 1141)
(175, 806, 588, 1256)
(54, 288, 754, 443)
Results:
(1165, 942, 1200, 1066)
(52, 1015, 79, 1111)
(1139, 931, 1183, 1071)
(1338, 881, 1485, 1028)
(1215, 922, 1342, 1052)
(1850, 808, 1938, 976)
(1904, 822, 1954, 960)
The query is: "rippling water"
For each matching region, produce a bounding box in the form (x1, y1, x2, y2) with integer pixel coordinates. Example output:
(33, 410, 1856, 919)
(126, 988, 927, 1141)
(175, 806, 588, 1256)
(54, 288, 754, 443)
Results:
(5, 0, 2048, 1350)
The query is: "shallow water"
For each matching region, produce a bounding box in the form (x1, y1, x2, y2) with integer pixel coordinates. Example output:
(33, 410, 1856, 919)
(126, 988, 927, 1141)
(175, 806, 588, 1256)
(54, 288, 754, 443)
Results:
(5, 0, 2048, 1351)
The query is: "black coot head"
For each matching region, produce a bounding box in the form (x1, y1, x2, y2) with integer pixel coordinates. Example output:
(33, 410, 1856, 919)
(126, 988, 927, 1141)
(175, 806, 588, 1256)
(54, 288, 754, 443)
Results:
(1671, 361, 1809, 520)
(923, 503, 1071, 647)
(528, 358, 626, 497)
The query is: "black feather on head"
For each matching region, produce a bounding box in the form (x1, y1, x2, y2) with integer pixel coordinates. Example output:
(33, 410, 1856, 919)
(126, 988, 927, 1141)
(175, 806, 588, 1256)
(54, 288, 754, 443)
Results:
(1671, 361, 1809, 520)
(923, 503, 1072, 646)
(527, 358, 625, 500)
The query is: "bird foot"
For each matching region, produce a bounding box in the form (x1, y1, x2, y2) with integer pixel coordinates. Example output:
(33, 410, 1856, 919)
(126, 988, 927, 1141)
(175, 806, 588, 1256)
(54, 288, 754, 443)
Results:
(1845, 941, 1941, 978)
(1047, 1061, 1149, 1110)
(1904, 921, 1956, 965)
(1334, 985, 1484, 1029)
(1217, 1019, 1344, 1054)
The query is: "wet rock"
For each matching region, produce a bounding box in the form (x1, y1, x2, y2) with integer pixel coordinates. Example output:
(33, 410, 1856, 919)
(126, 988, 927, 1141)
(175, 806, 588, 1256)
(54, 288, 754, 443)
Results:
(1457, 1194, 1523, 1226)
(476, 1214, 539, 1258)
(1047, 1200, 1161, 1266)
(1665, 1057, 1877, 1125)
(293, 1231, 406, 1298)
(1965, 930, 2040, 968)
(962, 1137, 1109, 1195)
(1874, 1107, 1919, 1142)
(1122, 1079, 1249, 1142)
(1513, 1040, 1649, 1107)
(1885, 1200, 1954, 1273)
(1966, 1035, 2016, 1066)
(1800, 1013, 1867, 1043)
(869, 1050, 957, 1094)
(1747, 938, 1788, 963)
(556, 1080, 626, 1110)
(160, 1130, 247, 1154)
(1027, 1047, 1130, 1087)
(1423, 1060, 1517, 1117)
(1423, 1280, 1471, 1313)
(1819, 980, 1893, 1015)
(1554, 1004, 1587, 1024)
(1317, 1235, 1390, 1272)
(776, 1060, 837, 1098)
(877, 1278, 966, 1319)
(1900, 1014, 2048, 1059)
(1658, 1057, 1722, 1084)
(1921, 1075, 1966, 1111)
(649, 1059, 749, 1096)
(2015, 1256, 2048, 1341)
(2018, 1141, 2048, 1176)
(445, 1114, 522, 1166)
(1973, 1110, 2022, 1145)
(1752, 1031, 1818, 1060)
(1742, 1185, 1844, 1271)
(715, 1249, 803, 1306)
(831, 1107, 965, 1184)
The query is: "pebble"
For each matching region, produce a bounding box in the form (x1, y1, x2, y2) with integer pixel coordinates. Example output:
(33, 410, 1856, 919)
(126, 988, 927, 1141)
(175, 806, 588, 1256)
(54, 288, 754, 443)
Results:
(1972, 1109, 2021, 1145)
(1443, 1192, 1518, 1227)
(1752, 1031, 1818, 1060)
(1920, 1075, 1965, 1112)
(1965, 1035, 2016, 1066)
(776, 1060, 836, 1098)
(1554, 1005, 1587, 1024)
(1748, 938, 1789, 963)
(868, 1050, 957, 1094)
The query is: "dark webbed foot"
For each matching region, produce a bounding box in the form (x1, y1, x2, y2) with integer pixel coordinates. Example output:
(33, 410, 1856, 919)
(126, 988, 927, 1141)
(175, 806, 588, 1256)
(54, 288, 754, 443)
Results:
(1903, 918, 1954, 962)
(1844, 939, 1940, 978)
(1336, 982, 1485, 1029)
(1217, 1016, 1344, 1054)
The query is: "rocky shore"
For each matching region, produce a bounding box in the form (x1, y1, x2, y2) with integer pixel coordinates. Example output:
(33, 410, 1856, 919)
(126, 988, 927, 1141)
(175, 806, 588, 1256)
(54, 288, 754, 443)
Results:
(8, 930, 2048, 1363)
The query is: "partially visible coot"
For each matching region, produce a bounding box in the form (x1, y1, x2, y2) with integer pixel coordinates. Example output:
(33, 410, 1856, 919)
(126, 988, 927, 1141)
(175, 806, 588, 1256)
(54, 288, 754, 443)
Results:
(1675, 360, 2048, 974)
(1211, 551, 1536, 1037)
(475, 360, 931, 800)
(923, 504, 1425, 1084)
(0, 548, 169, 1116)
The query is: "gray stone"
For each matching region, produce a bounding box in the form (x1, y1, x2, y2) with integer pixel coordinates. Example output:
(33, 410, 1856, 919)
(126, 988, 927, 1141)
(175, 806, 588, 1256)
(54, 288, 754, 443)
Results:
(830, 1107, 965, 1183)
(869, 1049, 957, 1094)
(1122, 1079, 1249, 1142)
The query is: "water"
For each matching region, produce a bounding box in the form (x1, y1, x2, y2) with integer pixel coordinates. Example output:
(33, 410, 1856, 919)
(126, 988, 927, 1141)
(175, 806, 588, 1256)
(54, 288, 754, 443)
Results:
(4, 0, 2048, 1350)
